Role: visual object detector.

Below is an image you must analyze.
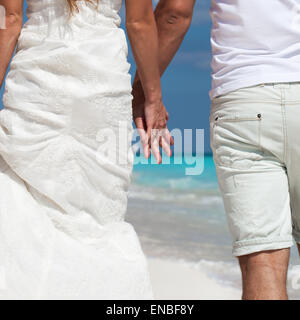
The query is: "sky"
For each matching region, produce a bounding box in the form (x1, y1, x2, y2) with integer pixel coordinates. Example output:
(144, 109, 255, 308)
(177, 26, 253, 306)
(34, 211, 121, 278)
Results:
(0, 0, 213, 153)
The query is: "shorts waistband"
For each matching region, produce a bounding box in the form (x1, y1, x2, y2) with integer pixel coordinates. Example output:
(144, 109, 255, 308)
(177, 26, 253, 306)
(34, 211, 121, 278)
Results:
(260, 82, 300, 89)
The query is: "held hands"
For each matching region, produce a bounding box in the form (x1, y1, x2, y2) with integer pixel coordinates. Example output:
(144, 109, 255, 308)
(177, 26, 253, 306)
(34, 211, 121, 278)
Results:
(132, 82, 174, 164)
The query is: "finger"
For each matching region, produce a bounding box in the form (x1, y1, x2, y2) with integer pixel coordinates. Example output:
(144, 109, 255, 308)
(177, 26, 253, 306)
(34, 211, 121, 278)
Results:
(164, 128, 174, 146)
(137, 128, 150, 159)
(161, 138, 172, 157)
(144, 144, 150, 159)
(142, 119, 151, 158)
(135, 117, 150, 159)
(152, 141, 162, 164)
(137, 125, 150, 159)
(146, 125, 154, 159)
(146, 123, 154, 146)
(161, 129, 172, 157)
(134, 116, 145, 129)
(159, 136, 163, 148)
(150, 129, 162, 164)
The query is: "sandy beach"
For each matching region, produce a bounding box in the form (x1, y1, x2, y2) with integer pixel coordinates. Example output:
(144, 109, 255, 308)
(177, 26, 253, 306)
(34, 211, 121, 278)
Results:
(127, 160, 244, 300)
(127, 157, 300, 300)
(147, 258, 241, 300)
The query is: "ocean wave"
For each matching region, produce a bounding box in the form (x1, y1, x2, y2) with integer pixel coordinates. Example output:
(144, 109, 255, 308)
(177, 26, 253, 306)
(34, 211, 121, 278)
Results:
(132, 155, 219, 191)
(128, 184, 223, 206)
(158, 258, 300, 299)
(181, 259, 241, 289)
(131, 173, 218, 191)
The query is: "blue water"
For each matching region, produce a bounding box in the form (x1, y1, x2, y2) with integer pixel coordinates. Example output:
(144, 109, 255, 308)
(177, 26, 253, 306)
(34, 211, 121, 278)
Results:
(130, 154, 223, 224)
(128, 154, 230, 262)
(133, 154, 218, 191)
(127, 154, 300, 298)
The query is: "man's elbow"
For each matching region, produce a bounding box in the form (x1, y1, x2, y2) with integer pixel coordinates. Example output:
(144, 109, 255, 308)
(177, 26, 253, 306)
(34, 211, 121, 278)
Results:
(157, 2, 194, 32)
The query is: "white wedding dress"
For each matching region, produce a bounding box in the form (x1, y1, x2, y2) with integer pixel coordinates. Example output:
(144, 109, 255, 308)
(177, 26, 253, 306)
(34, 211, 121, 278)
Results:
(0, 0, 153, 300)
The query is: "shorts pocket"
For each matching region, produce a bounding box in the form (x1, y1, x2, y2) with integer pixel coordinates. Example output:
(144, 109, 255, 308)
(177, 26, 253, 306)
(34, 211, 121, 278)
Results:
(213, 113, 262, 123)
(210, 112, 263, 169)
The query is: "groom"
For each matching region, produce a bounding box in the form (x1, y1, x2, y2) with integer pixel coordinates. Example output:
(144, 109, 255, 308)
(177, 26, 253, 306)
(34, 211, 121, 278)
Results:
(133, 0, 300, 300)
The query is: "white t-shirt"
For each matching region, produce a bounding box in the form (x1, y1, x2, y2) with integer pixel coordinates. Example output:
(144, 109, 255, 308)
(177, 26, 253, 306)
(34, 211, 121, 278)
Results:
(210, 0, 300, 99)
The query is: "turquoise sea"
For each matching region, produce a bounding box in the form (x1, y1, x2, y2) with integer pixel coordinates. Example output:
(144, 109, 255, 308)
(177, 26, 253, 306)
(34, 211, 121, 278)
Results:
(127, 154, 300, 299)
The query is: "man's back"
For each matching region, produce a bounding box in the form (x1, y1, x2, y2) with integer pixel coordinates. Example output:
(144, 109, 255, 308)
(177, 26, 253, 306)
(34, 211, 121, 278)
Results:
(210, 0, 300, 98)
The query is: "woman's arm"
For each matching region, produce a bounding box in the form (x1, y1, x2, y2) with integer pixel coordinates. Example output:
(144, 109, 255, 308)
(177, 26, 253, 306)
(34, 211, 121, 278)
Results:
(0, 0, 23, 88)
(125, 0, 172, 163)
(125, 0, 161, 106)
(131, 0, 195, 151)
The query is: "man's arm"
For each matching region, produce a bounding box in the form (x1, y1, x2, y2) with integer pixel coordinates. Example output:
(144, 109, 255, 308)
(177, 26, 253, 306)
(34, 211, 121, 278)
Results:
(132, 0, 195, 99)
(152, 0, 196, 76)
(132, 0, 195, 148)
(0, 0, 23, 88)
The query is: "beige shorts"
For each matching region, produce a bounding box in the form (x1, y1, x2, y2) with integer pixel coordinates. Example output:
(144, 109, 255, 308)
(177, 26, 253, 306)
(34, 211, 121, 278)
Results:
(210, 83, 300, 257)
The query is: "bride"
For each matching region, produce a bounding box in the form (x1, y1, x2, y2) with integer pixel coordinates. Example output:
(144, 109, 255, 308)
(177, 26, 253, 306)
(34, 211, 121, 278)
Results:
(0, 0, 172, 299)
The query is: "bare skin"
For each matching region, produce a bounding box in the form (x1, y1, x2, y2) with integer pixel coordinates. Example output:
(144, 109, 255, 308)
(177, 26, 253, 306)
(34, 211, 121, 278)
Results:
(0, 0, 172, 164)
(0, 0, 23, 88)
(132, 0, 196, 162)
(239, 249, 290, 300)
(132, 0, 298, 300)
(125, 0, 173, 163)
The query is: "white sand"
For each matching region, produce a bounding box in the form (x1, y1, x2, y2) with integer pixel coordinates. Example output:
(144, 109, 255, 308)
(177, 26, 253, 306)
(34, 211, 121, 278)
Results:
(148, 258, 242, 300)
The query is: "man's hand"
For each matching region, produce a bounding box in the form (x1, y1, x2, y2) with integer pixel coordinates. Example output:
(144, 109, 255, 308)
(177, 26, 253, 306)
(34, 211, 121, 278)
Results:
(132, 80, 173, 164)
(132, 0, 195, 163)
(144, 99, 173, 164)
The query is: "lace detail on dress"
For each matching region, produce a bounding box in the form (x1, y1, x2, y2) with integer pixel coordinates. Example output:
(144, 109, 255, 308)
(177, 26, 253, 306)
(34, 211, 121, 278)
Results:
(0, 0, 153, 300)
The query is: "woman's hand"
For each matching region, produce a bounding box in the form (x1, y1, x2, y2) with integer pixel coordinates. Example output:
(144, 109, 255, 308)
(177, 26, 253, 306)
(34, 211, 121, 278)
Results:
(126, 0, 173, 164)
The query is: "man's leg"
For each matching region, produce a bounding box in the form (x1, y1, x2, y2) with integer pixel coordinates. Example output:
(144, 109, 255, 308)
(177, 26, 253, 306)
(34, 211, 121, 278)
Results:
(210, 84, 294, 300)
(239, 249, 290, 300)
(282, 83, 300, 260)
